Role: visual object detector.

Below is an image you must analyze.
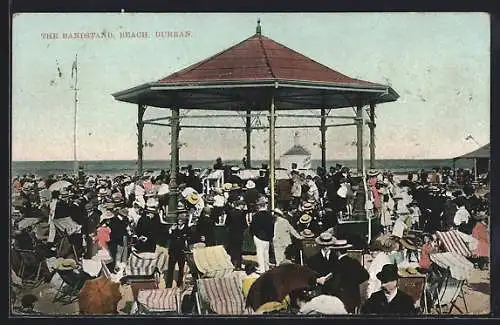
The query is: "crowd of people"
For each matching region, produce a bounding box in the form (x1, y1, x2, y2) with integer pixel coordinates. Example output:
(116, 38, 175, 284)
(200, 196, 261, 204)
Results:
(10, 157, 490, 315)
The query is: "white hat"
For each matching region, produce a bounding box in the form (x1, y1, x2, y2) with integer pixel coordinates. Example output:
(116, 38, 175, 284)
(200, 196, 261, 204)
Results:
(273, 208, 285, 217)
(146, 198, 159, 208)
(231, 166, 240, 172)
(246, 180, 256, 189)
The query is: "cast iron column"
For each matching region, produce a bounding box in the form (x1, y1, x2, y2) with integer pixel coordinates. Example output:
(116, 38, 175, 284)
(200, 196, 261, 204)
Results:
(356, 104, 364, 175)
(168, 107, 180, 219)
(137, 104, 146, 176)
(246, 108, 252, 168)
(320, 107, 327, 172)
(369, 102, 376, 169)
(269, 96, 276, 211)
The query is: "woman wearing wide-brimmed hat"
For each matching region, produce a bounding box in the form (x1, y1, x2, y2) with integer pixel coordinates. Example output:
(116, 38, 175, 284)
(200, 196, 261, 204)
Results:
(471, 211, 489, 270)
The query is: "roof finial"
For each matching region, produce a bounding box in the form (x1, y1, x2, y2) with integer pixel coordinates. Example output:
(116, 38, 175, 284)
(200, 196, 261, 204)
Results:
(256, 18, 261, 35)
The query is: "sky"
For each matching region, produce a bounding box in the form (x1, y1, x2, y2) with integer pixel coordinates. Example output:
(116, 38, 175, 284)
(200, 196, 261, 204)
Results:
(11, 12, 490, 161)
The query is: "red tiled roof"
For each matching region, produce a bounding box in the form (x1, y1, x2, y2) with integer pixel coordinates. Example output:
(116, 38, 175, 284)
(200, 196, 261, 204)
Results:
(158, 33, 380, 87)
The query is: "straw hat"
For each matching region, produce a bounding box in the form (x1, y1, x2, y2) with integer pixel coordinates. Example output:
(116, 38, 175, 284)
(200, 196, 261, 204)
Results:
(246, 180, 256, 189)
(117, 208, 129, 218)
(315, 232, 337, 246)
(57, 258, 77, 271)
(145, 198, 158, 212)
(329, 238, 353, 250)
(223, 183, 232, 192)
(398, 237, 418, 251)
(231, 166, 240, 172)
(300, 229, 315, 238)
(97, 187, 109, 196)
(111, 192, 124, 203)
(299, 214, 312, 224)
(367, 169, 380, 177)
(301, 202, 314, 211)
(187, 193, 200, 205)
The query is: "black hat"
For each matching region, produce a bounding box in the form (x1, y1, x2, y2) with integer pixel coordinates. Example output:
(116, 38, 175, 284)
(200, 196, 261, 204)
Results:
(377, 263, 399, 283)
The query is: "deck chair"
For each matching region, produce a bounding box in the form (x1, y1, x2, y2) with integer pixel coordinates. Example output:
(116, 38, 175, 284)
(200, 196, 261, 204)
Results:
(13, 248, 45, 288)
(53, 269, 92, 305)
(53, 218, 82, 258)
(190, 245, 234, 279)
(125, 251, 168, 281)
(124, 275, 160, 302)
(299, 237, 320, 266)
(432, 270, 468, 314)
(195, 276, 249, 315)
(347, 249, 364, 267)
(436, 230, 473, 258)
(398, 274, 427, 314)
(136, 288, 181, 314)
(429, 252, 473, 314)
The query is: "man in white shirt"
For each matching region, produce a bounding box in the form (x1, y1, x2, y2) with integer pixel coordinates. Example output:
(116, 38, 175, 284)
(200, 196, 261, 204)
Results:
(453, 197, 471, 229)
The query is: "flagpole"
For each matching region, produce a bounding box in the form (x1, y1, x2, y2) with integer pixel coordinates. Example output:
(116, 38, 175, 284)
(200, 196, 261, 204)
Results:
(73, 54, 78, 175)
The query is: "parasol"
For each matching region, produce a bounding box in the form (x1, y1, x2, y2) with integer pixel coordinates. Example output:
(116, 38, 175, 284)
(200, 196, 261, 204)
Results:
(79, 277, 122, 314)
(49, 180, 73, 192)
(245, 263, 317, 311)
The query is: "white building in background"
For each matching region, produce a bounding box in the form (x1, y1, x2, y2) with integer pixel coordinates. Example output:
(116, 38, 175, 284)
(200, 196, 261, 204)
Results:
(279, 132, 312, 170)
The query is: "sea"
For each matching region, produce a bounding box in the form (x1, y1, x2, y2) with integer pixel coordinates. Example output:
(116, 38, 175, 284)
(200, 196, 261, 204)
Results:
(11, 159, 473, 179)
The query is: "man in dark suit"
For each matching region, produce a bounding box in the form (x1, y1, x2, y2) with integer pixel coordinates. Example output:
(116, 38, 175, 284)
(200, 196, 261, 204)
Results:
(306, 232, 338, 279)
(320, 240, 369, 314)
(225, 200, 248, 269)
(361, 263, 417, 315)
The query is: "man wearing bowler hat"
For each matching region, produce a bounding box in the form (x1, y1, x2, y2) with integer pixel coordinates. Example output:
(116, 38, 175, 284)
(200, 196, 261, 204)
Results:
(361, 263, 416, 315)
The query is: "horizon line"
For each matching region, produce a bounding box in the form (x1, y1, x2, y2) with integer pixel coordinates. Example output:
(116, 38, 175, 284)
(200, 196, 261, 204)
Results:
(11, 157, 461, 163)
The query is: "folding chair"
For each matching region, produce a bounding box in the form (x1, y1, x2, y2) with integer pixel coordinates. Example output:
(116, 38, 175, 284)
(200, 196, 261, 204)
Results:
(53, 269, 92, 305)
(436, 230, 473, 258)
(299, 237, 320, 266)
(398, 274, 427, 314)
(13, 248, 44, 288)
(191, 245, 234, 279)
(428, 252, 473, 314)
(136, 288, 181, 314)
(124, 275, 160, 302)
(347, 249, 364, 267)
(195, 276, 248, 315)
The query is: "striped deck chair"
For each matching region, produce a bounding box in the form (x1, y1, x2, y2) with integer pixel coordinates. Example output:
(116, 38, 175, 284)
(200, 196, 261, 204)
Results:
(192, 245, 234, 278)
(136, 288, 181, 314)
(429, 252, 473, 314)
(125, 251, 168, 280)
(435, 230, 473, 258)
(195, 276, 251, 315)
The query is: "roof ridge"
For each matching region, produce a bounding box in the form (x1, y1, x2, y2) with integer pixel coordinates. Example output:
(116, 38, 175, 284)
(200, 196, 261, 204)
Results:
(157, 33, 259, 83)
(258, 35, 276, 79)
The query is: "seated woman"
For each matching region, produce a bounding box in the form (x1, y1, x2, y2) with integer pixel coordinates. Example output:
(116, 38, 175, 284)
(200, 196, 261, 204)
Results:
(290, 288, 348, 315)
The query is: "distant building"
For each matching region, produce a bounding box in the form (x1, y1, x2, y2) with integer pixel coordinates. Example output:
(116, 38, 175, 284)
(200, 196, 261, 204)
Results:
(279, 132, 311, 170)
